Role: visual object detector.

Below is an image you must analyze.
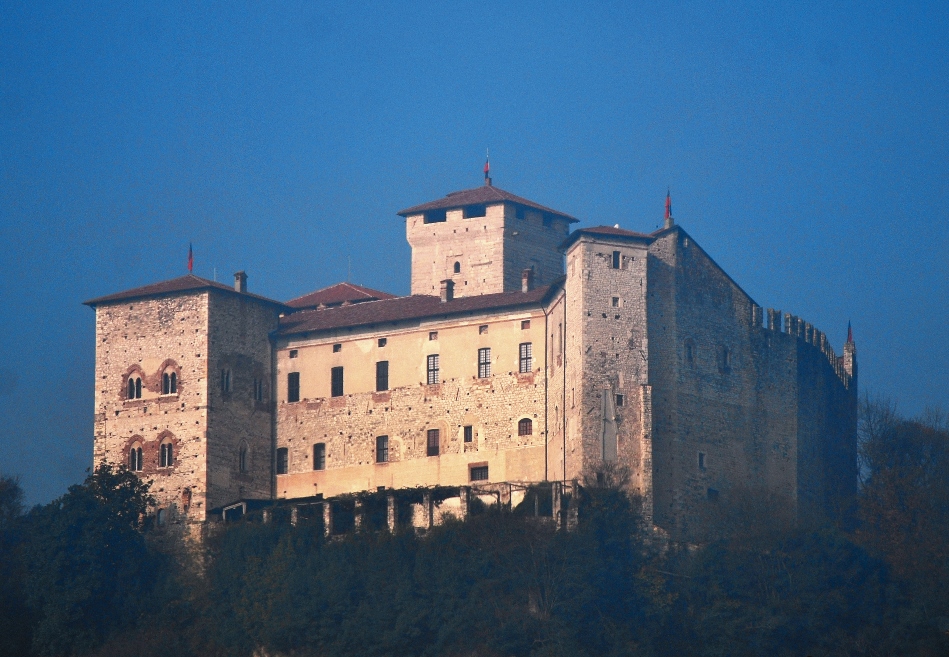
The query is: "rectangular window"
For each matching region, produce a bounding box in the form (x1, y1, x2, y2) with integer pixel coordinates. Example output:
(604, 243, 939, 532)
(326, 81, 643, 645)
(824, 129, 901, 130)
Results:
(376, 361, 389, 391)
(463, 425, 473, 443)
(376, 435, 389, 463)
(253, 378, 264, 401)
(332, 343, 341, 353)
(615, 393, 624, 407)
(429, 331, 438, 341)
(313, 443, 326, 471)
(289, 349, 298, 358)
(331, 366, 344, 397)
(521, 319, 530, 330)
(221, 369, 231, 393)
(287, 372, 300, 403)
(463, 204, 486, 218)
(378, 337, 387, 347)
(519, 342, 532, 373)
(698, 452, 706, 471)
(427, 354, 439, 385)
(478, 348, 491, 378)
(426, 429, 440, 457)
(470, 465, 489, 481)
(612, 297, 620, 307)
(276, 447, 289, 475)
(612, 251, 621, 269)
(479, 324, 488, 334)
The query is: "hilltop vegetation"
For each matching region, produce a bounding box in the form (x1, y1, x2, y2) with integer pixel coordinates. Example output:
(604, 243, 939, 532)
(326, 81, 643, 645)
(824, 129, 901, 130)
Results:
(1, 398, 947, 657)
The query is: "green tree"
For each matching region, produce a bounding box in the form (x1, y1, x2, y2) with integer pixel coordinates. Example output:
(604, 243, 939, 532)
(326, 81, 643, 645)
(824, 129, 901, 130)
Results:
(0, 476, 31, 657)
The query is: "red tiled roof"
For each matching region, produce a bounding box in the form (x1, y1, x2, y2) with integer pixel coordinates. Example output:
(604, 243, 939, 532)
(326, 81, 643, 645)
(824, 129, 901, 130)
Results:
(277, 282, 561, 336)
(398, 184, 579, 222)
(286, 282, 398, 309)
(83, 274, 287, 308)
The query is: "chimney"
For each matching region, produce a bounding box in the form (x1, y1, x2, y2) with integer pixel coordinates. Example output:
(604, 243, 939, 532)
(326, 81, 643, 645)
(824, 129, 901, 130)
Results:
(521, 268, 534, 293)
(439, 279, 454, 303)
(234, 271, 248, 293)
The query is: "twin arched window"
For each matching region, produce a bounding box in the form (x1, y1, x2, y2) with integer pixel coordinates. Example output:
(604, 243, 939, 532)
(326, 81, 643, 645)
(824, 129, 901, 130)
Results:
(162, 370, 177, 395)
(127, 376, 142, 400)
(159, 440, 174, 468)
(129, 443, 143, 471)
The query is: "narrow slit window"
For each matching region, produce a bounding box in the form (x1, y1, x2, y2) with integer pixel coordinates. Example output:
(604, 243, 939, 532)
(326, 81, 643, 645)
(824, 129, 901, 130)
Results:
(376, 361, 389, 391)
(331, 367, 344, 397)
(287, 372, 300, 403)
(276, 448, 289, 475)
(612, 251, 621, 269)
(463, 425, 473, 443)
(313, 443, 326, 471)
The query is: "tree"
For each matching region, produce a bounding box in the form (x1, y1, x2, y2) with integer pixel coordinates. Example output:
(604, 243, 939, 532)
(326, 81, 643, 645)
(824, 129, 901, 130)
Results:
(22, 464, 157, 657)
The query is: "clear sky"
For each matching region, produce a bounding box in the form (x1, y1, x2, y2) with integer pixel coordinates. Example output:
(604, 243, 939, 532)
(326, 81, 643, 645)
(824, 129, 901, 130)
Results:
(1, 1, 946, 506)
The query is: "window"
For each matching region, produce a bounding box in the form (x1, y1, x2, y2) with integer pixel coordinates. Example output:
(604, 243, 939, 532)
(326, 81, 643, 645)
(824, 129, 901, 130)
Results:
(424, 209, 447, 224)
(611, 251, 621, 269)
(479, 324, 488, 334)
(378, 338, 387, 347)
(615, 394, 624, 407)
(685, 340, 695, 367)
(156, 509, 165, 526)
(453, 261, 461, 274)
(239, 444, 248, 473)
(159, 440, 173, 468)
(376, 361, 389, 391)
(521, 320, 530, 330)
(426, 429, 440, 457)
(470, 465, 489, 481)
(721, 346, 731, 372)
(427, 354, 439, 385)
(331, 366, 344, 397)
(287, 372, 300, 403)
(519, 342, 532, 373)
(129, 444, 143, 472)
(332, 343, 341, 353)
(127, 375, 142, 400)
(478, 348, 491, 378)
(289, 349, 298, 358)
(515, 207, 525, 220)
(612, 297, 620, 307)
(518, 418, 533, 436)
(463, 425, 473, 443)
(313, 443, 326, 471)
(707, 488, 719, 501)
(463, 204, 486, 218)
(429, 331, 438, 341)
(276, 448, 289, 475)
(376, 435, 389, 463)
(162, 371, 177, 394)
(221, 369, 231, 393)
(253, 378, 264, 401)
(698, 452, 706, 471)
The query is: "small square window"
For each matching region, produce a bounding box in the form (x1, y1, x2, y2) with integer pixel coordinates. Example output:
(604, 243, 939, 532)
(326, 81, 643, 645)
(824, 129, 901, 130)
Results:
(429, 331, 438, 341)
(289, 350, 298, 358)
(521, 320, 530, 330)
(479, 325, 488, 334)
(332, 343, 341, 353)
(378, 338, 387, 347)
(470, 465, 489, 481)
(463, 425, 473, 443)
(612, 297, 620, 307)
(615, 394, 624, 407)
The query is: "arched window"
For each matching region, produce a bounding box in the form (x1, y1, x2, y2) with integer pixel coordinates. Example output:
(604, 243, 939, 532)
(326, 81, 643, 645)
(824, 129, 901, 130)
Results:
(453, 261, 461, 274)
(518, 418, 533, 436)
(159, 439, 174, 468)
(156, 508, 165, 526)
(129, 443, 143, 471)
(238, 443, 248, 473)
(127, 375, 143, 400)
(162, 370, 178, 395)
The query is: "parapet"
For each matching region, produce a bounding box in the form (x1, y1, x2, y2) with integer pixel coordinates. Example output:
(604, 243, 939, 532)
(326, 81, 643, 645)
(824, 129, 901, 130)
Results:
(757, 306, 855, 390)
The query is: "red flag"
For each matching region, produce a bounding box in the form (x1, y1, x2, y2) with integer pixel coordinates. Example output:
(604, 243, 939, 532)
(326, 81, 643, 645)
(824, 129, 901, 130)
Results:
(484, 158, 490, 179)
(665, 189, 672, 220)
(188, 243, 193, 272)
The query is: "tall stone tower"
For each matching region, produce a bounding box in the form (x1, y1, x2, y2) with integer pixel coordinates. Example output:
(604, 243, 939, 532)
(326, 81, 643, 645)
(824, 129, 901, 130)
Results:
(399, 181, 577, 298)
(85, 274, 283, 523)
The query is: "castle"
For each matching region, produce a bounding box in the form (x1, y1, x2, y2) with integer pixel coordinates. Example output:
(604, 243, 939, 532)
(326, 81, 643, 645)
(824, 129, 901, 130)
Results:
(86, 176, 857, 539)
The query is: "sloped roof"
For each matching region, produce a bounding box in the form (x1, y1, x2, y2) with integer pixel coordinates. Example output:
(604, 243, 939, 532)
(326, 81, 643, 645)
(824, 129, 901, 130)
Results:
(83, 274, 287, 308)
(286, 282, 397, 310)
(398, 184, 579, 222)
(277, 282, 561, 337)
(559, 225, 657, 251)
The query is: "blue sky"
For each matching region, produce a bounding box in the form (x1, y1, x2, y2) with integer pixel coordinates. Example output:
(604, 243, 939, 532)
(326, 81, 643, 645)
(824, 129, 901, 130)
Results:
(1, 1, 946, 505)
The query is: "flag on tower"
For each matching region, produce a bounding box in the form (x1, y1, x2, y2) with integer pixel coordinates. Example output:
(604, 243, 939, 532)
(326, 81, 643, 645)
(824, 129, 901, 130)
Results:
(665, 189, 672, 220)
(188, 243, 193, 273)
(484, 156, 490, 180)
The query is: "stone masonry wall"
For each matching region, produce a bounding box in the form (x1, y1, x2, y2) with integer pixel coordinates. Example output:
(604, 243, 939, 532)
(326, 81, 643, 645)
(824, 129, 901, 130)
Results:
(92, 292, 211, 522)
(205, 291, 280, 510)
(275, 307, 553, 498)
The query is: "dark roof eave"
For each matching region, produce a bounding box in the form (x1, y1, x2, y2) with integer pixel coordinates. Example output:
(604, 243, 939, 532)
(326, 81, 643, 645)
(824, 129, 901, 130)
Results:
(559, 227, 656, 252)
(83, 275, 289, 309)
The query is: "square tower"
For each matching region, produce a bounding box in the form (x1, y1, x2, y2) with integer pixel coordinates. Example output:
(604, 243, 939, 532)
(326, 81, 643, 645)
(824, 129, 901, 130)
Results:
(399, 183, 577, 297)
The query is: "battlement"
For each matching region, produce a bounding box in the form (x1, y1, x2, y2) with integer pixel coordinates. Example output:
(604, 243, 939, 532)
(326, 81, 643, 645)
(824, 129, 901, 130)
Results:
(751, 304, 856, 390)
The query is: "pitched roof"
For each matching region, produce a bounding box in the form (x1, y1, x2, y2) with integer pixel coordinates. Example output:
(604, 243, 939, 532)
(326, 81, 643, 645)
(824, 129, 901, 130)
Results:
(286, 282, 398, 310)
(277, 282, 561, 337)
(83, 274, 287, 308)
(559, 225, 658, 251)
(398, 184, 579, 222)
